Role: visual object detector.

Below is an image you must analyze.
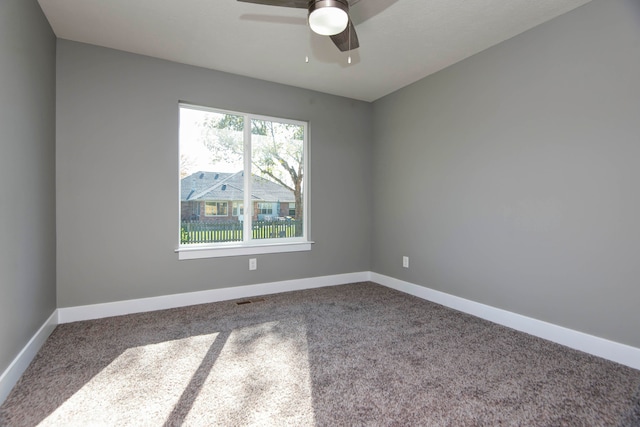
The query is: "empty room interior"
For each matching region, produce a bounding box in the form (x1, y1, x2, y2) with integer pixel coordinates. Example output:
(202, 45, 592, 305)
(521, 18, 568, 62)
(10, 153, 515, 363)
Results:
(1, 0, 640, 424)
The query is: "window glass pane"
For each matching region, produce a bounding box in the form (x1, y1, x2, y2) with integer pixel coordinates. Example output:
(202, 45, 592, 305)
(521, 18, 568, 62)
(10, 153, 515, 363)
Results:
(205, 202, 228, 216)
(205, 202, 215, 216)
(180, 106, 244, 244)
(232, 202, 244, 217)
(179, 104, 307, 250)
(250, 119, 304, 240)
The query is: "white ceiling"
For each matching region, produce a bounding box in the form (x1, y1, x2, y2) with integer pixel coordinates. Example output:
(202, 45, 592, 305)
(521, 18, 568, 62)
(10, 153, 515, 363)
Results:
(38, 0, 592, 102)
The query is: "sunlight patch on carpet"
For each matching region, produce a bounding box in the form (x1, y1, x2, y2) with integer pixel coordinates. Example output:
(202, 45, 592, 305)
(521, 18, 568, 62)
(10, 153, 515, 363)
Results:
(182, 319, 315, 425)
(38, 333, 220, 426)
(35, 319, 315, 426)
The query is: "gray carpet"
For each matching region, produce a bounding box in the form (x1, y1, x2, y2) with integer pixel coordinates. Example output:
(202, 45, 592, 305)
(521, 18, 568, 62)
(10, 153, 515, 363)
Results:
(1, 282, 639, 426)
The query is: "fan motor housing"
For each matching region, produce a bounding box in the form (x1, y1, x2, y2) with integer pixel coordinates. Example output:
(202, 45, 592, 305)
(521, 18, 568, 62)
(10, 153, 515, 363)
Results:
(308, 0, 349, 15)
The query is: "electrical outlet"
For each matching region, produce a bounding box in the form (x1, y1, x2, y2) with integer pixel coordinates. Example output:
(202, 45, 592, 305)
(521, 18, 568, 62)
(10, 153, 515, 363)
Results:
(249, 258, 257, 271)
(402, 256, 409, 268)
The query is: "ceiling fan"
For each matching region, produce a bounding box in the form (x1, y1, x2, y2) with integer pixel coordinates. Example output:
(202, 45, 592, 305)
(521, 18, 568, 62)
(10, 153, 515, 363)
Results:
(237, 0, 361, 52)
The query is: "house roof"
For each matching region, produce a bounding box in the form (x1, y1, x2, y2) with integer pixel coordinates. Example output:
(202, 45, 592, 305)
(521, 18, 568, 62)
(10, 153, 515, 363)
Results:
(181, 171, 295, 203)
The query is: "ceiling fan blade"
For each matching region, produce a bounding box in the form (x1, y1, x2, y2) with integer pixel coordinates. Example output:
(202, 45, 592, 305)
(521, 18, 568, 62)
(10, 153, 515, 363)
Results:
(240, 14, 308, 25)
(237, 0, 307, 8)
(330, 19, 359, 52)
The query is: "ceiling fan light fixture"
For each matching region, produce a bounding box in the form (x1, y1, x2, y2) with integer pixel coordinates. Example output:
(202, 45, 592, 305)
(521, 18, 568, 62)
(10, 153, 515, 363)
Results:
(308, 0, 349, 36)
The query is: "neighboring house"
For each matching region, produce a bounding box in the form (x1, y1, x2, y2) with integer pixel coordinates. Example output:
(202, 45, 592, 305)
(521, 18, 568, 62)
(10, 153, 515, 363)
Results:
(181, 171, 296, 222)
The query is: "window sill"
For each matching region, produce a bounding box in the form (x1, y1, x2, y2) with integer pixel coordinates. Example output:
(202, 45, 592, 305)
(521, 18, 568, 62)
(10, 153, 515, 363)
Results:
(176, 240, 313, 260)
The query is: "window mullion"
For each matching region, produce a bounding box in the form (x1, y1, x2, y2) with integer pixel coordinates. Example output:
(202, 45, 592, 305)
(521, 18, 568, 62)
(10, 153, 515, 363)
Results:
(243, 116, 252, 243)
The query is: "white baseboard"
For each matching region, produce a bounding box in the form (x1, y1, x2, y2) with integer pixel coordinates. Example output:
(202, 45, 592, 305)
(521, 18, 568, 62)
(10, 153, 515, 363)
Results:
(58, 270, 640, 370)
(3, 271, 638, 408)
(0, 310, 58, 404)
(58, 271, 371, 324)
(371, 272, 640, 371)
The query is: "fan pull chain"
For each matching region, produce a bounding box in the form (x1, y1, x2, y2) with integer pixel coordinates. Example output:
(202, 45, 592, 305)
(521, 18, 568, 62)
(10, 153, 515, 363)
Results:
(347, 20, 352, 65)
(305, 17, 310, 64)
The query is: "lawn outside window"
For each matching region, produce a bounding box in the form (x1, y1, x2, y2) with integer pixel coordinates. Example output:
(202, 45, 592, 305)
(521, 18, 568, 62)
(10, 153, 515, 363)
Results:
(177, 103, 311, 259)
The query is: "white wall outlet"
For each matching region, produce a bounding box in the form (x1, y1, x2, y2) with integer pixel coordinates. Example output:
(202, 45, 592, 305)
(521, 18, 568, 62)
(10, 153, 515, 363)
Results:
(402, 256, 409, 268)
(249, 258, 257, 271)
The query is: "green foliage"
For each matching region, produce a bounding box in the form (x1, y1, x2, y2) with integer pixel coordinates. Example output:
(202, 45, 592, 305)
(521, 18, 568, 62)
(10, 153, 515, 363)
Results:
(180, 226, 190, 244)
(199, 113, 305, 225)
(209, 114, 273, 136)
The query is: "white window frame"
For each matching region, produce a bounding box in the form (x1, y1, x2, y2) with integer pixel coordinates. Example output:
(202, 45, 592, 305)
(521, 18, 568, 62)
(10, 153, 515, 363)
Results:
(177, 103, 312, 259)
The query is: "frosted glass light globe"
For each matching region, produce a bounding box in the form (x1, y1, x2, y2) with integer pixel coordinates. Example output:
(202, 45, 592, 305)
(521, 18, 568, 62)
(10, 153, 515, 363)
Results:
(308, 6, 348, 36)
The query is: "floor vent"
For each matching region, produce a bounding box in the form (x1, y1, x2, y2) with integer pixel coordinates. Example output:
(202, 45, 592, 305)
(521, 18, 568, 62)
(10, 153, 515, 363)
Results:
(236, 298, 265, 305)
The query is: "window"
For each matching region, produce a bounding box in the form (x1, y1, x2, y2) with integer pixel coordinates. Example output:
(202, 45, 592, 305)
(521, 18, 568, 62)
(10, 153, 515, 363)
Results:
(205, 201, 228, 217)
(178, 103, 310, 259)
(256, 203, 273, 215)
(232, 202, 244, 217)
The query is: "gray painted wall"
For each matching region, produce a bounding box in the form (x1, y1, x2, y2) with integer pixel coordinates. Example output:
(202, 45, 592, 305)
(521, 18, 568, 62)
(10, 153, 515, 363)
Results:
(56, 40, 372, 307)
(0, 1, 57, 373)
(372, 0, 640, 348)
